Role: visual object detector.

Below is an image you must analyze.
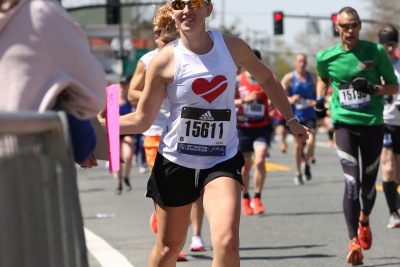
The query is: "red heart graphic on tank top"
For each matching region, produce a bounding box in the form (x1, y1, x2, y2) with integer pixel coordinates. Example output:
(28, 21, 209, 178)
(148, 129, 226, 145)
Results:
(192, 75, 228, 103)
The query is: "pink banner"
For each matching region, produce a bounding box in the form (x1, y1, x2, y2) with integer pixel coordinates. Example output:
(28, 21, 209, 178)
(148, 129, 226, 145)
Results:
(105, 84, 120, 173)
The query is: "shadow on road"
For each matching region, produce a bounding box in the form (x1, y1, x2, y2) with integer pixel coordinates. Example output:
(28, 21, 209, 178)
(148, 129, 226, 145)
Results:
(260, 210, 342, 217)
(239, 254, 336, 260)
(79, 188, 106, 193)
(239, 244, 325, 251)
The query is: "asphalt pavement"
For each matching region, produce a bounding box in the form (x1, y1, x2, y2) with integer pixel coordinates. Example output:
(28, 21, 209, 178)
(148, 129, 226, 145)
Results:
(77, 130, 400, 267)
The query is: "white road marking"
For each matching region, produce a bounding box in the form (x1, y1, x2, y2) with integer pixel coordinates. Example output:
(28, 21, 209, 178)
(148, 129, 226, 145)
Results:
(84, 227, 135, 267)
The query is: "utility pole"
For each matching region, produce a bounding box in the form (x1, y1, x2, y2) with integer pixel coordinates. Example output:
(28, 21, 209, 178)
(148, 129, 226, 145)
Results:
(220, 0, 225, 29)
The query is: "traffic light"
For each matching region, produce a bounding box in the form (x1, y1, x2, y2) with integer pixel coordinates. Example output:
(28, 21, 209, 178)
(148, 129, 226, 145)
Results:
(331, 13, 339, 37)
(273, 11, 284, 35)
(106, 0, 120, 25)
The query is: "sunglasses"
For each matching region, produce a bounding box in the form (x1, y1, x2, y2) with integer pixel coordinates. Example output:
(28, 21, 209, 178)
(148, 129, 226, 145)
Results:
(170, 0, 206, 10)
(382, 42, 398, 48)
(338, 22, 361, 32)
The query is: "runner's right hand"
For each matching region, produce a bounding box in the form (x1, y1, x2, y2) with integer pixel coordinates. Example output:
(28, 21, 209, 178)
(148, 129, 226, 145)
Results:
(351, 77, 379, 95)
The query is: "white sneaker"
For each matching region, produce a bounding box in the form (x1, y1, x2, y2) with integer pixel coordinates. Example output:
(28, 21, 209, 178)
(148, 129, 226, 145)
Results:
(294, 175, 304, 186)
(139, 166, 148, 174)
(190, 235, 205, 251)
(387, 212, 400, 229)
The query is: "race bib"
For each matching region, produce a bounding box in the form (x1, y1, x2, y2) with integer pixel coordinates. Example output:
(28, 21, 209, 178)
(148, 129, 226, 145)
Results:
(295, 97, 312, 110)
(243, 100, 265, 119)
(339, 83, 370, 110)
(177, 107, 231, 156)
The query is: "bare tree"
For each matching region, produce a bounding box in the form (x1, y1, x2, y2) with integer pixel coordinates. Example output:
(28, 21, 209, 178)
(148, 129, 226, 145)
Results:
(363, 0, 400, 42)
(367, 0, 400, 27)
(294, 30, 338, 67)
(293, 0, 400, 66)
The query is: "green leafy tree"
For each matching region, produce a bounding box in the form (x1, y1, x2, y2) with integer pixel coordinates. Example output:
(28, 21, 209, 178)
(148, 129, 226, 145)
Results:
(272, 39, 294, 79)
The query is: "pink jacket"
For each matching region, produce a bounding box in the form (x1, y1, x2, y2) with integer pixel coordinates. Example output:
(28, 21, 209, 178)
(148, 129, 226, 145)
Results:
(0, 0, 106, 119)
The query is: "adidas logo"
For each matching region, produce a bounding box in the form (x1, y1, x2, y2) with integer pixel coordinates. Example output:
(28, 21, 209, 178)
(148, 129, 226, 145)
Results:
(199, 111, 214, 121)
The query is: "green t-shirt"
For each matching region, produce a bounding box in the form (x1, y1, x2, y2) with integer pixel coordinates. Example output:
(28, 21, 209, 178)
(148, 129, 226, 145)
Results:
(316, 40, 398, 126)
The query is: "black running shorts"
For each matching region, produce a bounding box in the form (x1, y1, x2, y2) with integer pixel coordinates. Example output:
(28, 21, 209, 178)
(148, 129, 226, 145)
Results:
(145, 151, 245, 207)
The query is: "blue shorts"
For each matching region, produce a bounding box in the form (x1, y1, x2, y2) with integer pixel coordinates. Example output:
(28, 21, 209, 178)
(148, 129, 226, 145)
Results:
(237, 124, 273, 153)
(300, 118, 317, 130)
(272, 118, 286, 127)
(383, 124, 400, 154)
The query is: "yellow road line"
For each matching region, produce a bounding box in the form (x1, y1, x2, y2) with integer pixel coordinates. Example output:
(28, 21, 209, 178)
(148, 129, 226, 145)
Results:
(264, 161, 291, 172)
(261, 163, 400, 194)
(376, 185, 400, 193)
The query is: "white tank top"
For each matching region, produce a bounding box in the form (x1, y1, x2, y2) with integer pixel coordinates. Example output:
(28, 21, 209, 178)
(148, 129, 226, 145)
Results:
(140, 49, 171, 136)
(140, 48, 158, 68)
(383, 58, 400, 126)
(159, 30, 239, 169)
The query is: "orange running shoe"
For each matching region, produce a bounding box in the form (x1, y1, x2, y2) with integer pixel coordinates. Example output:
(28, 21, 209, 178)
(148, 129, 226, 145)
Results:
(280, 144, 287, 153)
(327, 139, 334, 148)
(358, 222, 372, 250)
(149, 211, 157, 234)
(347, 239, 363, 266)
(177, 251, 187, 261)
(251, 197, 265, 214)
(242, 198, 253, 215)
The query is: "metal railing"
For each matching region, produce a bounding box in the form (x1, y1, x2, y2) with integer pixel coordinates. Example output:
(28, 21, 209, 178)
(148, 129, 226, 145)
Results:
(0, 111, 88, 267)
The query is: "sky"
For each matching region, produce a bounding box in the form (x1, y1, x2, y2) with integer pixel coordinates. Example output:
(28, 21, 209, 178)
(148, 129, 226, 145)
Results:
(208, 0, 368, 42)
(63, 0, 369, 47)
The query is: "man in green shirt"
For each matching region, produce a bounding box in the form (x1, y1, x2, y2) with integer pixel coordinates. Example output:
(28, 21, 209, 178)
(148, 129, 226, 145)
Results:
(315, 6, 398, 266)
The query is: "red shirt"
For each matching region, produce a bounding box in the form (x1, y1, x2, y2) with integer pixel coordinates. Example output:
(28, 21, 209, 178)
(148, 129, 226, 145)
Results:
(274, 107, 285, 121)
(236, 72, 270, 128)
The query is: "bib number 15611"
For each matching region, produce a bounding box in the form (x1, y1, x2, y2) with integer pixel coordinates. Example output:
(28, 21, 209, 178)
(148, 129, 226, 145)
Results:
(184, 121, 224, 139)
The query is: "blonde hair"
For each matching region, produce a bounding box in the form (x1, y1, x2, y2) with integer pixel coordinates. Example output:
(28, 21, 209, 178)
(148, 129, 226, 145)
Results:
(153, 3, 180, 39)
(0, 0, 19, 12)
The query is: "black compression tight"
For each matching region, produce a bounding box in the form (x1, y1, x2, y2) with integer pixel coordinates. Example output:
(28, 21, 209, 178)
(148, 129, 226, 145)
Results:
(334, 123, 384, 239)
